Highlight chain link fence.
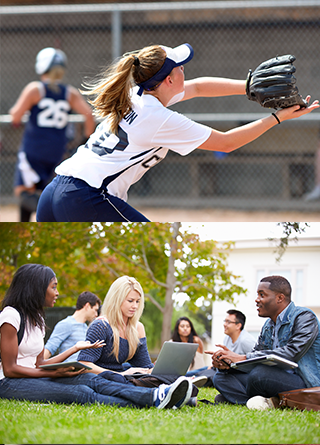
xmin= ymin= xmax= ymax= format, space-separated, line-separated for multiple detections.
xmin=1 ymin=1 xmax=320 ymax=212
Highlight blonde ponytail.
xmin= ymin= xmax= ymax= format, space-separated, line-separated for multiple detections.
xmin=81 ymin=45 xmax=166 ymax=135
xmin=81 ymin=55 xmax=136 ymax=134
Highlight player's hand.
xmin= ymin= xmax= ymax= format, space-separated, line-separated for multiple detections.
xmin=75 ymin=340 xmax=105 ymax=351
xmin=276 ymin=96 xmax=319 ymax=123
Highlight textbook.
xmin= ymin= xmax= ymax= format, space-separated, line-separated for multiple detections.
xmin=230 ymin=354 xmax=298 ymax=372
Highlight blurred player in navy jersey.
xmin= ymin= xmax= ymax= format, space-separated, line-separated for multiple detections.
xmin=10 ymin=47 xmax=95 ymax=221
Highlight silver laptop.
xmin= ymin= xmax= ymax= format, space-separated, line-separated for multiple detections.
xmin=126 ymin=341 xmax=199 ymax=377
xmin=231 ymin=354 xmax=298 ymax=372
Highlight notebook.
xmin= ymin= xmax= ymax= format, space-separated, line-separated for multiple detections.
xmin=230 ymin=354 xmax=298 ymax=372
xmin=39 ymin=361 xmax=92 ymax=371
xmin=125 ymin=341 xmax=199 ymax=377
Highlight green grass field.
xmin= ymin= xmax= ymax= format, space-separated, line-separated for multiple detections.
xmin=1 ymin=388 xmax=320 ymax=444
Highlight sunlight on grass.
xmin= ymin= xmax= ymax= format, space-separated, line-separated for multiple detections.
xmin=1 ymin=389 xmax=320 ymax=444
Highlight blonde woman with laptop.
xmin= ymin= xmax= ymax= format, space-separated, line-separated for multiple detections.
xmin=78 ymin=276 xmax=154 ymax=376
xmin=78 ymin=276 xmax=202 ymax=406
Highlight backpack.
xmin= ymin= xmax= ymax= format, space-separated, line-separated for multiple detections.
xmin=278 ymin=387 xmax=320 ymax=412
xmin=0 ymin=308 xmax=25 ymax=361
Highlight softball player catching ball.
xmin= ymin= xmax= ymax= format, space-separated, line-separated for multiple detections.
xmin=36 ymin=43 xmax=319 ymax=222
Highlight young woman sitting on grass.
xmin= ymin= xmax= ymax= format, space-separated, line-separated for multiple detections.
xmin=78 ymin=276 xmax=201 ymax=404
xmin=78 ymin=276 xmax=154 ymax=375
xmin=0 ymin=264 xmax=191 ymax=409
xmin=171 ymin=317 xmax=206 ymax=372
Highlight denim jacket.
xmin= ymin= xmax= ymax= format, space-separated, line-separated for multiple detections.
xmin=247 ymin=302 xmax=320 ymax=388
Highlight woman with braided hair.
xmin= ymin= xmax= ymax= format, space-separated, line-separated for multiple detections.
xmin=37 ymin=43 xmax=319 ymax=222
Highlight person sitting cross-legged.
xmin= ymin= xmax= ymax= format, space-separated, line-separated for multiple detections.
xmin=207 ymin=275 xmax=320 ymax=410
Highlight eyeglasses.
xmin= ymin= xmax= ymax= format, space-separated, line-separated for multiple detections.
xmin=223 ymin=319 xmax=239 ymax=325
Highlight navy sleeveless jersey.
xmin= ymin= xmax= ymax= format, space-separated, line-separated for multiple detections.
xmin=21 ymin=82 xmax=71 ymax=165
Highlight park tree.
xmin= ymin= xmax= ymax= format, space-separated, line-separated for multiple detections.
xmin=0 ymin=222 xmax=246 ymax=344
xmin=92 ymin=222 xmax=246 ymax=343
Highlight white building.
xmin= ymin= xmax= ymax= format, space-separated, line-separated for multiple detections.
xmin=211 ymin=236 xmax=320 ymax=347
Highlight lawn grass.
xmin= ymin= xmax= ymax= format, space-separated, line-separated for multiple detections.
xmin=1 ymin=388 xmax=320 ymax=444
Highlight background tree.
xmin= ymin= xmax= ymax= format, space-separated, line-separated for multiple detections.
xmin=86 ymin=222 xmax=247 ymax=344
xmin=0 ymin=223 xmax=116 ymax=304
xmin=0 ymin=222 xmax=247 ymax=346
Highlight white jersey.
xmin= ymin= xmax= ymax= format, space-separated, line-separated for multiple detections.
xmin=55 ymin=87 xmax=211 ymax=201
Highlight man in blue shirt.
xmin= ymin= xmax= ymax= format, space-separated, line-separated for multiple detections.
xmin=44 ymin=291 xmax=101 ymax=362
xmin=209 ymin=275 xmax=320 ymax=410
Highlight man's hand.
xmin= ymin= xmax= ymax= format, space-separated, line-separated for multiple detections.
xmin=205 ymin=344 xmax=246 ymax=369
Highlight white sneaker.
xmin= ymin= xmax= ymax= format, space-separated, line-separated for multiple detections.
xmin=190 ymin=375 xmax=208 ymax=388
xmin=246 ymin=395 xmax=279 ymax=410
xmin=304 ymin=184 xmax=320 ymax=201
xmin=153 ymin=376 xmax=191 ymax=409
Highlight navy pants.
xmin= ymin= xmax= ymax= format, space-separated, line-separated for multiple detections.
xmin=213 ymin=365 xmax=306 ymax=405
xmin=36 ymin=175 xmax=150 ymax=222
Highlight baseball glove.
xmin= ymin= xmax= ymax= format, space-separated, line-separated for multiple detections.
xmin=246 ymin=54 xmax=307 ymax=109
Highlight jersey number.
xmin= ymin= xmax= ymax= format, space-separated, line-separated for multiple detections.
xmin=37 ymin=98 xmax=70 ymax=129
xmin=90 ymin=127 xmax=129 ymax=156
xmin=90 ymin=127 xmax=163 ymax=169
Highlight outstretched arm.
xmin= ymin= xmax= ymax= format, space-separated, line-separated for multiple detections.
xmin=38 ymin=340 xmax=105 ymax=366
xmin=0 ymin=323 xmax=94 ymax=379
xmin=198 ymin=97 xmax=319 ymax=153
xmin=183 ymin=77 xmax=246 ymax=101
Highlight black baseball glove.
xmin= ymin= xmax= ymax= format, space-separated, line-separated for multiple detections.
xmin=246 ymin=55 xmax=307 ymax=109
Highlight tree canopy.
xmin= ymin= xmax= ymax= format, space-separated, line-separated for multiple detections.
xmin=0 ymin=222 xmax=247 ymax=343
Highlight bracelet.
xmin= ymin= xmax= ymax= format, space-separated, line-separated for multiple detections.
xmin=272 ymin=113 xmax=281 ymax=125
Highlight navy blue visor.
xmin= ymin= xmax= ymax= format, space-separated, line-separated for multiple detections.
xmin=137 ymin=43 xmax=194 ymax=96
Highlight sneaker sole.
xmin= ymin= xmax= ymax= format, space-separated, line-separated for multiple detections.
xmin=175 ymin=379 xmax=193 ymax=408
xmin=157 ymin=377 xmax=189 ymax=409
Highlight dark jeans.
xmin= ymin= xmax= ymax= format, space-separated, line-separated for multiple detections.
xmin=36 ymin=175 xmax=150 ymax=222
xmin=0 ymin=372 xmax=154 ymax=408
xmin=213 ymin=365 xmax=306 ymax=405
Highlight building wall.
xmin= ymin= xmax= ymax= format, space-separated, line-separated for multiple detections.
xmin=211 ymin=237 xmax=320 ymax=348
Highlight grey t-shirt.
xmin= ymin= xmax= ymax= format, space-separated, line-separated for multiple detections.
xmin=224 ymin=330 xmax=256 ymax=354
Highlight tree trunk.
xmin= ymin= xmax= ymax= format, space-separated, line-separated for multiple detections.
xmin=160 ymin=222 xmax=181 ymax=344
